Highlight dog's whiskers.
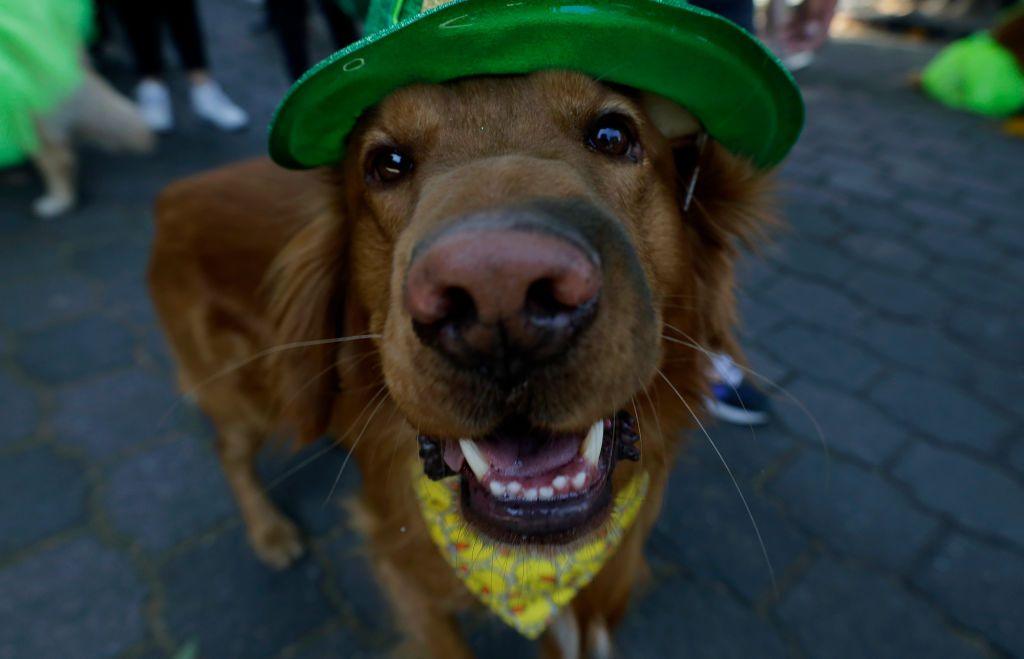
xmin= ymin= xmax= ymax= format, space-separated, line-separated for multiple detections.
xmin=156 ymin=333 xmax=382 ymax=432
xmin=656 ymin=368 xmax=777 ymax=595
xmin=279 ymin=347 xmax=379 ymax=411
xmin=385 ymin=426 xmax=415 ymax=487
xmin=369 ymin=400 xmax=402 ymax=478
xmin=630 ymin=397 xmax=646 ymax=471
xmin=267 ymin=441 xmax=339 ymax=491
xmin=193 ymin=333 xmax=381 ymax=393
xmin=660 ymin=323 xmax=829 ymax=460
xmin=323 ymin=384 xmax=391 ymax=506
xmin=272 ymin=379 xmax=387 ymax=492
xmin=660 ymin=325 xmax=759 ymax=449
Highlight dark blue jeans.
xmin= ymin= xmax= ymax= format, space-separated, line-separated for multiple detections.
xmin=690 ymin=0 xmax=755 ymax=32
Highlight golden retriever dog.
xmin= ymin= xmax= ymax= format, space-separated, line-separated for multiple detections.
xmin=149 ymin=71 xmax=772 ymax=657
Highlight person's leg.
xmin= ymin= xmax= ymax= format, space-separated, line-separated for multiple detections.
xmin=267 ymin=0 xmax=313 ymax=81
xmin=113 ymin=1 xmax=174 ymax=131
xmin=162 ymin=0 xmax=210 ymax=78
xmin=316 ymin=0 xmax=360 ymax=49
xmin=689 ymin=0 xmax=754 ymax=32
xmin=161 ymin=0 xmax=250 ymax=130
xmin=113 ymin=1 xmax=166 ymax=78
xmin=89 ymin=0 xmax=113 ymax=61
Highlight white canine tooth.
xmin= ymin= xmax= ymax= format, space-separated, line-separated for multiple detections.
xmin=553 ymin=475 xmax=568 ymax=490
xmin=507 ymin=481 xmax=522 ymax=495
xmin=581 ymin=420 xmax=604 ymax=467
xmin=525 ymin=488 xmax=538 ymax=501
xmin=489 ymin=480 xmax=506 ymax=497
xmin=459 ymin=439 xmax=490 ymax=481
xmin=539 ymin=486 xmax=554 ymax=500
xmin=572 ymin=471 xmax=587 ymax=489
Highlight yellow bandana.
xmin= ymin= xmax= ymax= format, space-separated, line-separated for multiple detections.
xmin=414 ymin=471 xmax=649 ymax=638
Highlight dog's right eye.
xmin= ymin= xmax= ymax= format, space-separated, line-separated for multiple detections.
xmin=367 ymin=147 xmax=414 ymax=184
xmin=585 ymin=113 xmax=640 ymax=162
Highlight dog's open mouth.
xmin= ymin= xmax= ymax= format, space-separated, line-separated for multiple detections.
xmin=417 ymin=412 xmax=640 ymax=543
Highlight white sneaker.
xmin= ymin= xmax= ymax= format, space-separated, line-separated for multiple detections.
xmin=190 ymin=81 xmax=249 ymax=131
xmin=135 ymin=80 xmax=174 ymax=133
xmin=782 ymin=50 xmax=815 ymax=72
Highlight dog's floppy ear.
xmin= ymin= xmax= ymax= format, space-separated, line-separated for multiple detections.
xmin=639 ymin=93 xmax=774 ymax=244
xmin=641 ymin=93 xmax=777 ymax=352
xmin=640 ymin=92 xmax=702 ymax=142
xmin=265 ymin=210 xmax=347 ymax=443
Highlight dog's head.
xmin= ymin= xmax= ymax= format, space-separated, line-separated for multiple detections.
xmin=270 ymin=70 xmax=771 ymax=543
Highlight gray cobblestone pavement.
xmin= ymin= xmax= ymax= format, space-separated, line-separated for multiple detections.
xmin=1 ymin=1 xmax=1022 ymax=656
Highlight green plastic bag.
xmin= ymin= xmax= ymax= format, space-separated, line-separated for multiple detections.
xmin=921 ymin=32 xmax=1024 ymax=117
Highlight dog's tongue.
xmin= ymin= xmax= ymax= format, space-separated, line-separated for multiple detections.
xmin=442 ymin=427 xmax=581 ymax=478
xmin=478 ymin=429 xmax=581 ymax=478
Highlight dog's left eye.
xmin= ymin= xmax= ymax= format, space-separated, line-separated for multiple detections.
xmin=586 ymin=114 xmax=638 ymax=161
xmin=367 ymin=147 xmax=414 ymax=184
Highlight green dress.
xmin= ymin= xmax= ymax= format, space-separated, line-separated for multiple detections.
xmin=0 ymin=0 xmax=93 ymax=167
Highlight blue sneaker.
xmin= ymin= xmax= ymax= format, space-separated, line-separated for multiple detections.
xmin=705 ymin=353 xmax=770 ymax=426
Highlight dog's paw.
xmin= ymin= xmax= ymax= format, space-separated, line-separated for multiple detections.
xmin=32 ymin=193 xmax=75 ymax=219
xmin=249 ymin=513 xmax=305 ymax=569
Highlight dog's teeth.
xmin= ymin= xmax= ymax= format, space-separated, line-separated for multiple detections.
xmin=507 ymin=481 xmax=522 ymax=495
xmin=539 ymin=486 xmax=554 ymax=500
xmin=553 ymin=475 xmax=568 ymax=490
xmin=524 ymin=488 xmax=538 ymax=501
xmin=459 ymin=439 xmax=489 ymax=481
xmin=572 ymin=471 xmax=587 ymax=489
xmin=489 ymin=480 xmax=506 ymax=497
xmin=581 ymin=420 xmax=604 ymax=467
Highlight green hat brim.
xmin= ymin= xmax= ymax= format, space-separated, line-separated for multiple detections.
xmin=269 ymin=0 xmax=804 ymax=169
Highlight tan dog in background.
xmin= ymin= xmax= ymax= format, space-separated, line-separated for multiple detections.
xmin=149 ymin=71 xmax=773 ymax=657
xmin=30 ymin=66 xmax=154 ymax=217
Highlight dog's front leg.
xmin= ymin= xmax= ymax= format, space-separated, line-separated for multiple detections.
xmin=216 ymin=426 xmax=305 ymax=569
xmin=540 ymin=609 xmax=614 ymax=659
xmin=373 ymin=557 xmax=473 ymax=659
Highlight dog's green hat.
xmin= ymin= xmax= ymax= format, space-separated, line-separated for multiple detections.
xmin=269 ymin=0 xmax=804 ymax=170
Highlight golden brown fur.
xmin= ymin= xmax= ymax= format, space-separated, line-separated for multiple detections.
xmin=149 ymin=71 xmax=773 ymax=657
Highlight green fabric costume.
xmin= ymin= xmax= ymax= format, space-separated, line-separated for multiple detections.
xmin=922 ymin=32 xmax=1024 ymax=117
xmin=0 ymin=0 xmax=93 ymax=167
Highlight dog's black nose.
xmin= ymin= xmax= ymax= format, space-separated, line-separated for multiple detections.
xmin=405 ymin=225 xmax=600 ymax=382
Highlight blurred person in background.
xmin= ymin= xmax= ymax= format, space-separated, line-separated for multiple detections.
xmin=113 ymin=0 xmax=249 ymax=132
xmin=690 ymin=0 xmax=837 ymax=424
xmin=683 ymin=0 xmax=784 ymax=425
xmin=763 ymin=0 xmax=839 ymax=70
xmin=266 ymin=0 xmax=361 ymax=82
xmin=694 ymin=0 xmax=838 ymax=72
xmin=1 ymin=0 xmax=152 ymax=217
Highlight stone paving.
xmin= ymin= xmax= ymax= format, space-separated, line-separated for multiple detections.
xmin=1 ymin=1 xmax=1023 ymax=657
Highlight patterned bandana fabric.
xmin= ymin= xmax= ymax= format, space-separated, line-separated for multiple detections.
xmin=413 ymin=469 xmax=650 ymax=638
